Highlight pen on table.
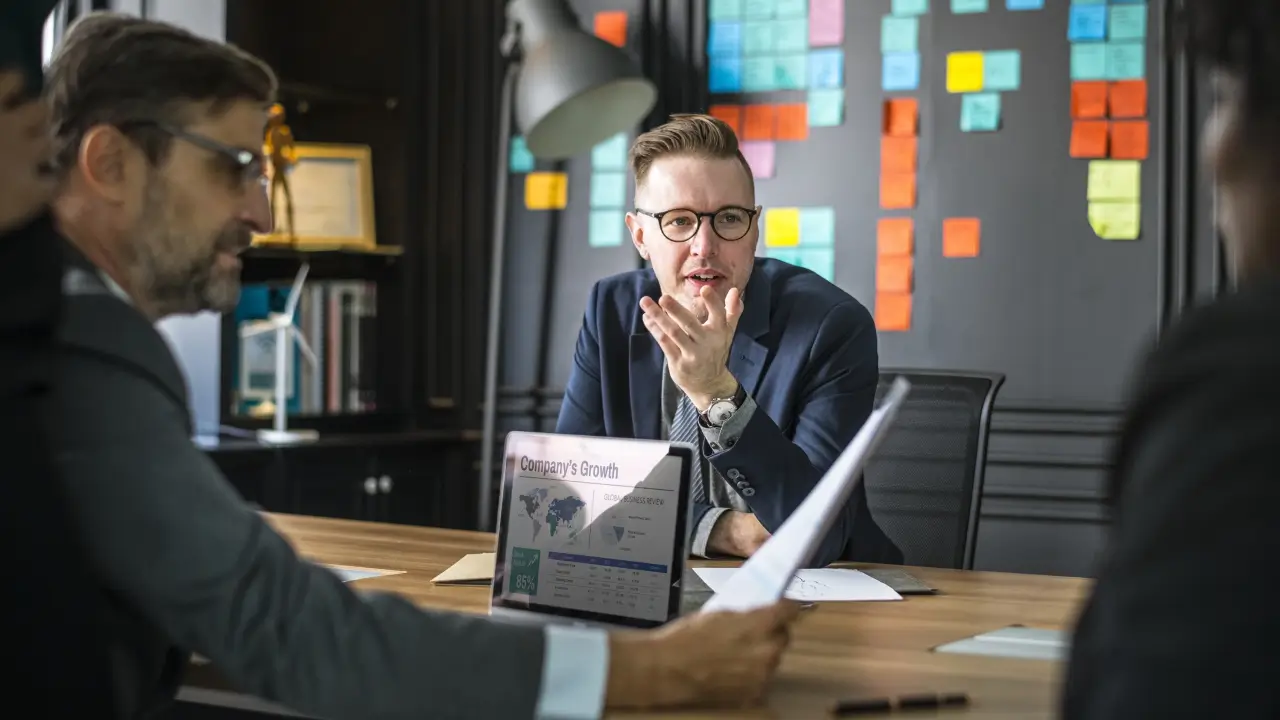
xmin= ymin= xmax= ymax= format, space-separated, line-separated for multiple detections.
xmin=830 ymin=692 xmax=969 ymax=716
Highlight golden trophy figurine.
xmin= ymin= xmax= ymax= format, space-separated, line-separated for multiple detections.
xmin=264 ymin=103 xmax=298 ymax=244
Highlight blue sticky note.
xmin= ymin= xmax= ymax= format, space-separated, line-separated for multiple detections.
xmin=892 ymin=0 xmax=929 ymax=16
xmin=881 ymin=16 xmax=918 ymax=53
xmin=882 ymin=52 xmax=920 ymax=91
xmin=707 ymin=21 xmax=743 ymax=56
xmin=589 ymin=211 xmax=625 ymax=248
xmin=1107 ymin=41 xmax=1145 ymax=79
xmin=1068 ymin=5 xmax=1107 ymax=41
xmin=508 ymin=136 xmax=534 ymax=173
xmin=1070 ymin=42 xmax=1107 ymax=80
xmin=590 ymin=172 xmax=627 ymax=208
xmin=775 ymin=18 xmax=808 ymax=52
xmin=960 ymin=92 xmax=1001 ymax=132
xmin=775 ymin=0 xmax=807 ymax=17
xmin=796 ymin=248 xmax=836 ymax=281
xmin=1072 ymin=0 xmax=1105 ymax=3
xmin=742 ymin=20 xmax=775 ymax=54
xmin=1109 ymin=4 xmax=1147 ymax=40
xmin=709 ymin=56 xmax=743 ymax=92
xmin=775 ymin=53 xmax=808 ymax=89
xmin=983 ymin=50 xmax=1020 ymax=91
xmin=808 ymin=49 xmax=844 ymax=89
xmin=799 ymin=207 xmax=835 ymax=247
xmin=592 ymin=133 xmax=629 ymax=170
xmin=807 ymin=89 xmax=844 ymax=127
xmin=743 ymin=56 xmax=779 ymax=91
xmin=951 ymin=0 xmax=988 ymax=13
xmin=744 ymin=0 xmax=775 ymax=20
xmin=709 ymin=0 xmax=744 ymax=20
xmin=1006 ymin=0 xmax=1043 ymax=9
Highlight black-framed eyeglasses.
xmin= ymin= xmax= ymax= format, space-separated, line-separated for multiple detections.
xmin=120 ymin=120 xmax=266 ymax=189
xmin=634 ymin=205 xmax=760 ymax=242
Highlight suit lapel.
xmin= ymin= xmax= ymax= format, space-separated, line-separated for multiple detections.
xmin=728 ymin=264 xmax=772 ymax=396
xmin=629 ymin=277 xmax=664 ymax=439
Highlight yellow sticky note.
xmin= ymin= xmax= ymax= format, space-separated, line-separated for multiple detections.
xmin=1087 ymin=160 xmax=1141 ymax=201
xmin=764 ymin=207 xmax=801 ymax=247
xmin=525 ymin=172 xmax=568 ymax=210
xmin=946 ymin=52 xmax=984 ymax=93
xmin=1088 ymin=201 xmax=1140 ymax=240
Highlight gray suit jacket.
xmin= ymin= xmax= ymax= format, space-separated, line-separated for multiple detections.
xmin=45 ymin=244 xmax=548 ymax=719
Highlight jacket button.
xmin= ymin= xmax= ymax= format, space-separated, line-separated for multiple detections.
xmin=742 ymin=487 xmax=756 ymax=497
xmin=727 ymin=468 xmax=742 ymax=480
xmin=736 ymin=480 xmax=749 ymax=490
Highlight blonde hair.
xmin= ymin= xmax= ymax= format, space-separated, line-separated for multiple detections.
xmin=628 ymin=113 xmax=754 ymax=194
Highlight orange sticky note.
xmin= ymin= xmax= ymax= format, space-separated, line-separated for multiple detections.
xmin=594 ymin=11 xmax=628 ymax=47
xmin=1071 ymin=81 xmax=1109 ymax=119
xmin=943 ymin=217 xmax=980 ymax=258
xmin=1070 ymin=120 xmax=1109 ymax=158
xmin=708 ymin=104 xmax=742 ymax=137
xmin=742 ymin=104 xmax=776 ymax=141
xmin=775 ymin=104 xmax=808 ymax=141
xmin=874 ymin=293 xmax=912 ymax=332
xmin=884 ymin=98 xmax=919 ymax=137
xmin=880 ymin=173 xmax=916 ymax=210
xmin=876 ymin=256 xmax=914 ymax=293
xmin=877 ymin=218 xmax=914 ymax=256
xmin=1109 ymin=80 xmax=1147 ymax=119
xmin=1110 ymin=120 xmax=1149 ymax=159
xmin=880 ymin=136 xmax=918 ymax=174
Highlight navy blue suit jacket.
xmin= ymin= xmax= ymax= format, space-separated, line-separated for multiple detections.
xmin=556 ymin=257 xmax=902 ymax=568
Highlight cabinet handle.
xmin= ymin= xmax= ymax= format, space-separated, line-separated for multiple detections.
xmin=363 ymin=477 xmax=378 ymax=495
xmin=379 ymin=475 xmax=393 ymax=493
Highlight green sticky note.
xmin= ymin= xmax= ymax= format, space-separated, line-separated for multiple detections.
xmin=952 ymin=0 xmax=988 ymax=13
xmin=775 ymin=0 xmax=807 ymax=17
xmin=774 ymin=53 xmax=808 ymax=89
xmin=796 ymin=248 xmax=836 ymax=281
xmin=892 ymin=0 xmax=929 ymax=16
xmin=590 ymin=172 xmax=627 ymax=208
xmin=799 ymin=207 xmax=835 ymax=247
xmin=881 ymin=15 xmax=918 ymax=53
xmin=1088 ymin=201 xmax=1140 ymax=240
xmin=807 ymin=88 xmax=845 ymax=127
xmin=775 ymin=18 xmax=808 ymax=52
xmin=709 ymin=0 xmax=745 ymax=20
xmin=960 ymin=92 xmax=1001 ymax=132
xmin=589 ymin=210 xmax=626 ymax=248
xmin=1108 ymin=4 xmax=1146 ymax=40
xmin=509 ymin=136 xmax=534 ymax=173
xmin=983 ymin=50 xmax=1020 ymax=90
xmin=743 ymin=56 xmax=778 ymax=91
xmin=744 ymin=0 xmax=775 ymax=20
xmin=1070 ymin=42 xmax=1107 ymax=80
xmin=1087 ymin=160 xmax=1141 ymax=201
xmin=742 ymin=20 xmax=775 ymax=54
xmin=591 ymin=132 xmax=629 ymax=170
xmin=1106 ymin=41 xmax=1145 ymax=79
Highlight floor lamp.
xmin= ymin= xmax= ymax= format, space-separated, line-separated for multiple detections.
xmin=479 ymin=0 xmax=657 ymax=530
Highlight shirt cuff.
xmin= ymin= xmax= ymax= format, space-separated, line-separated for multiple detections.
xmin=535 ymin=624 xmax=609 ymax=720
xmin=700 ymin=395 xmax=757 ymax=452
xmin=691 ymin=506 xmax=731 ymax=558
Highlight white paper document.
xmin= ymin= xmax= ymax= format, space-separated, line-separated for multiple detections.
xmin=693 ymin=567 xmax=902 ymax=602
xmin=699 ymin=378 xmax=911 ymax=613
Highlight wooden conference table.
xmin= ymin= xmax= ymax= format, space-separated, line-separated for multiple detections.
xmin=182 ymin=514 xmax=1091 ymax=719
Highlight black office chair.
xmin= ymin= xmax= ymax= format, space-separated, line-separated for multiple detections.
xmin=861 ymin=369 xmax=1005 ymax=570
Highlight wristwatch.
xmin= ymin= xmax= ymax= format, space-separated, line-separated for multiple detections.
xmin=700 ymin=382 xmax=747 ymax=428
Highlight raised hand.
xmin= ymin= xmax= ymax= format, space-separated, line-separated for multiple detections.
xmin=640 ymin=284 xmax=745 ymax=410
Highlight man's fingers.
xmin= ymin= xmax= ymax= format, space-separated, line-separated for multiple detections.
xmin=701 ymin=285 xmax=728 ymax=327
xmin=642 ymin=320 xmax=681 ymax=359
xmin=642 ymin=311 xmax=694 ymax=354
xmin=658 ymin=295 xmax=704 ymax=337
xmin=724 ymin=287 xmax=744 ymax=329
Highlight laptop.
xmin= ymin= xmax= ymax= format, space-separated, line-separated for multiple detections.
xmin=488 ymin=432 xmax=695 ymax=630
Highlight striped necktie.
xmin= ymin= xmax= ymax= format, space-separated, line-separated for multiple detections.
xmin=669 ymin=393 xmax=705 ymax=503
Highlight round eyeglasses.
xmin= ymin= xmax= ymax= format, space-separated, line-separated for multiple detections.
xmin=634 ymin=205 xmax=759 ymax=242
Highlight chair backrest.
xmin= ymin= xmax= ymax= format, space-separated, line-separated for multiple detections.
xmin=862 ymin=369 xmax=1004 ymax=570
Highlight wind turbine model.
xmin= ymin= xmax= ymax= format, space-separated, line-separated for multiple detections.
xmin=239 ymin=262 xmax=320 ymax=444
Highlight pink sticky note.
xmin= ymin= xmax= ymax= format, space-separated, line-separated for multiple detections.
xmin=809 ymin=0 xmax=844 ymax=47
xmin=740 ymin=141 xmax=776 ymax=179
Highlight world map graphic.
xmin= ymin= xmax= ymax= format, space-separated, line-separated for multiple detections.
xmin=516 ymin=487 xmax=586 ymax=542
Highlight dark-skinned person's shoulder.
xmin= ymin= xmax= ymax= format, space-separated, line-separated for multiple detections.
xmin=1062 ymin=275 xmax=1280 ymax=719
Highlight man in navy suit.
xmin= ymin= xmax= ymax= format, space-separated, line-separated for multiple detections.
xmin=557 ymin=114 xmax=901 ymax=568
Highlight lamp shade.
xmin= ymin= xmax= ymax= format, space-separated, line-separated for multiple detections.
xmin=509 ymin=0 xmax=657 ymax=159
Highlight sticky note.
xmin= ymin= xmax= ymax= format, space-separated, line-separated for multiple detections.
xmin=983 ymin=50 xmax=1021 ymax=91
xmin=1070 ymin=120 xmax=1109 ymax=158
xmin=882 ymin=52 xmax=921 ymax=91
xmin=509 ymin=136 xmax=534 ymax=173
xmin=708 ymin=21 xmax=743 ymax=56
xmin=882 ymin=16 xmax=918 ymax=53
xmin=594 ymin=11 xmax=628 ymax=48
xmin=1007 ymin=0 xmax=1044 ymax=9
xmin=525 ymin=172 xmax=568 ymax=210
xmin=775 ymin=0 xmax=807 ymax=18
xmin=877 ymin=256 xmax=914 ymax=293
xmin=809 ymin=49 xmax=844 ymax=88
xmin=796 ymin=249 xmax=835 ymax=282
xmin=877 ymin=218 xmax=914 ymax=256
xmin=946 ymin=52 xmax=984 ymax=93
xmin=776 ymin=104 xmax=808 ymax=141
xmin=592 ymin=132 xmax=629 ymax=170
xmin=742 ymin=20 xmax=775 ymax=54
xmin=799 ymin=207 xmax=835 ymax=247
xmin=709 ymin=0 xmax=744 ymax=20
xmin=743 ymin=57 xmax=779 ymax=92
xmin=744 ymin=0 xmax=775 ymax=19
xmin=743 ymin=104 xmax=776 ymax=140
xmin=709 ymin=104 xmax=743 ymax=137
xmin=1071 ymin=43 xmax=1108 ymax=80
xmin=1088 ymin=201 xmax=1140 ymax=240
xmin=741 ymin=141 xmax=776 ymax=178
xmin=881 ymin=136 xmax=918 ymax=174
xmin=951 ymin=0 xmax=988 ymax=13
xmin=776 ymin=18 xmax=809 ymax=52
xmin=893 ymin=0 xmax=929 ymax=15
xmin=1107 ymin=42 xmax=1145 ymax=80
xmin=764 ymin=207 xmax=801 ymax=247
xmin=1087 ymin=160 xmax=1141 ymax=201
xmin=808 ymin=89 xmax=845 ymax=127
xmin=709 ymin=56 xmax=743 ymax=92
xmin=875 ymin=293 xmax=912 ymax=332
xmin=1110 ymin=120 xmax=1149 ymax=159
xmin=1109 ymin=79 xmax=1147 ymax=118
xmin=809 ymin=0 xmax=844 ymax=46
xmin=1068 ymin=5 xmax=1107 ymax=42
xmin=774 ymin=53 xmax=808 ymax=90
xmin=960 ymin=92 xmax=1001 ymax=132
xmin=1071 ymin=81 xmax=1109 ymax=118
xmin=884 ymin=98 xmax=919 ymax=136
xmin=590 ymin=171 xmax=628 ymax=208
xmin=942 ymin=217 xmax=980 ymax=257
xmin=880 ymin=173 xmax=917 ymax=210
xmin=589 ymin=210 xmax=625 ymax=247
xmin=1109 ymin=4 xmax=1147 ymax=40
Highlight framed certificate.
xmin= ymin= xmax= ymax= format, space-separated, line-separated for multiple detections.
xmin=253 ymin=142 xmax=378 ymax=250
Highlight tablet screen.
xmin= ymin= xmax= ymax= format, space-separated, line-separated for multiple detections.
xmin=491 ymin=433 xmax=692 ymax=628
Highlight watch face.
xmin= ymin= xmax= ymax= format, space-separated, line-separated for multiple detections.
xmin=707 ymin=400 xmax=736 ymax=426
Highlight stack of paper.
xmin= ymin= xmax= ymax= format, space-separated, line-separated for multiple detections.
xmin=693 ymin=567 xmax=901 ymax=602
